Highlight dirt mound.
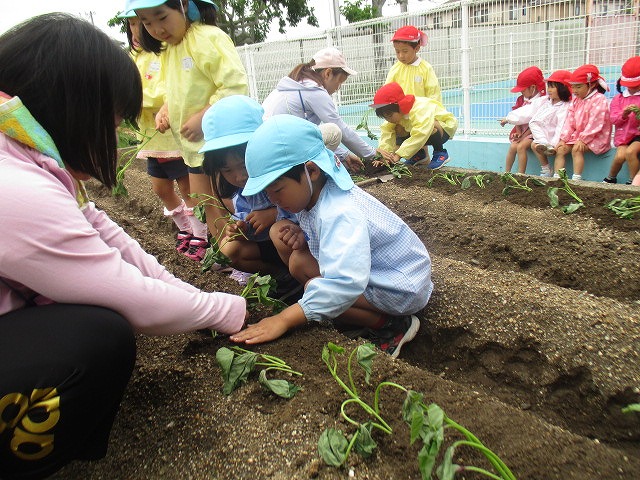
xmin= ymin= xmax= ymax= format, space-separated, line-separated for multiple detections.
xmin=52 ymin=163 xmax=640 ymax=480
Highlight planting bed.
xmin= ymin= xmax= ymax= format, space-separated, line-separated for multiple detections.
xmin=53 ymin=162 xmax=640 ymax=479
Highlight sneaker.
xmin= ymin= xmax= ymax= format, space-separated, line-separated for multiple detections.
xmin=427 ymin=151 xmax=449 ymax=170
xmin=185 ymin=237 xmax=209 ymax=262
xmin=540 ymin=168 xmax=552 ymax=178
xmin=603 ymin=176 xmax=617 ymax=184
xmin=626 ymin=180 xmax=633 ymax=185
xmin=572 ymin=174 xmax=583 ymax=181
xmin=402 ymin=148 xmax=429 ymax=166
xmin=175 ymin=231 xmax=193 ymax=253
xmin=272 ymin=271 xmax=303 ymax=303
xmin=371 ymin=315 xmax=420 ymax=359
xmin=229 ymin=269 xmax=253 ymax=286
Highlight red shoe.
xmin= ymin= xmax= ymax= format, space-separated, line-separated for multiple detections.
xmin=175 ymin=231 xmax=193 ymax=253
xmin=185 ymin=237 xmax=209 ymax=262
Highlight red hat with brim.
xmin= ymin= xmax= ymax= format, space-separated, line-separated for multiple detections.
xmin=620 ymin=56 xmax=640 ymax=88
xmin=568 ymin=64 xmax=609 ymax=91
xmin=391 ymin=25 xmax=428 ymax=47
xmin=369 ymin=82 xmax=415 ymax=114
xmin=544 ymin=70 xmax=573 ymax=90
xmin=511 ymin=66 xmax=545 ymax=93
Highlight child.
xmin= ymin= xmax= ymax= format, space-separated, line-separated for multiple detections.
xmin=385 ymin=25 xmax=442 ymax=102
xmin=127 ymin=0 xmax=249 ymax=261
xmin=199 ymin=95 xmax=297 ymax=286
xmin=499 ymin=66 xmax=546 ymax=174
xmin=555 ymin=64 xmax=612 ymax=180
xmin=604 ymin=56 xmax=640 ymax=184
xmin=230 ymin=115 xmax=433 ymax=358
xmin=529 ymin=70 xmax=573 ymax=177
xmin=125 ymin=14 xmax=207 ymax=260
xmin=371 ymin=82 xmax=457 ymax=169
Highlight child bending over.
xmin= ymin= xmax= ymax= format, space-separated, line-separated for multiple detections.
xmin=604 ymin=56 xmax=640 ymax=184
xmin=372 ymin=82 xmax=457 ymax=169
xmin=230 ymin=115 xmax=433 ymax=358
xmin=500 ymin=66 xmax=545 ymax=174
xmin=555 ymin=64 xmax=612 ymax=180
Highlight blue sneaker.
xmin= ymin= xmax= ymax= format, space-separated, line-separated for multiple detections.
xmin=401 ymin=147 xmax=428 ymax=166
xmin=428 ymin=151 xmax=449 ymax=170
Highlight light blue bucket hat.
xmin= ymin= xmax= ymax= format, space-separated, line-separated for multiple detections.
xmin=120 ymin=0 xmax=217 ymax=18
xmin=243 ymin=115 xmax=354 ymax=196
xmin=199 ymin=95 xmax=263 ymax=152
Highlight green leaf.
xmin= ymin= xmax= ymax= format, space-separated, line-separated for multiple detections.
xmin=327 ymin=342 xmax=345 ymax=354
xmin=356 ymin=343 xmax=376 ymax=384
xmin=221 ymin=351 xmax=257 ymax=395
xmin=530 ymin=178 xmax=546 ymax=186
xmin=318 ymin=428 xmax=349 ymax=467
xmin=622 ymin=403 xmax=640 ymax=413
xmin=402 ymin=390 xmax=426 ymax=444
xmin=547 ymin=187 xmax=560 ymax=208
xmin=501 ymin=186 xmax=512 ymax=196
xmin=353 ymin=423 xmax=377 ymax=458
xmin=417 ymin=440 xmax=439 ymax=479
xmin=193 ymin=204 xmax=206 ymax=223
xmin=258 ymin=370 xmax=301 ymax=399
xmin=561 ymin=202 xmax=583 ymax=214
xmin=215 ymin=347 xmax=235 ymax=383
xmin=435 ymin=445 xmax=458 ymax=480
xmin=461 ymin=176 xmax=471 ymax=190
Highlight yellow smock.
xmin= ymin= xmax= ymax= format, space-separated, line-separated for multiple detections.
xmin=132 ymin=50 xmax=181 ymax=158
xmin=161 ymin=24 xmax=248 ymax=167
xmin=385 ymin=58 xmax=442 ymax=103
xmin=379 ymin=97 xmax=458 ymax=160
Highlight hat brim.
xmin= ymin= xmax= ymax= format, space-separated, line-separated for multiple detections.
xmin=620 ymin=78 xmax=640 ymax=88
xmin=242 ymin=147 xmax=353 ymax=196
xmin=510 ymin=85 xmax=526 ymax=93
xmin=117 ymin=9 xmax=136 ymax=18
xmin=368 ymin=102 xmax=393 ymax=109
xmin=199 ymin=131 xmax=253 ymax=153
xmin=343 ymin=66 xmax=358 ymax=76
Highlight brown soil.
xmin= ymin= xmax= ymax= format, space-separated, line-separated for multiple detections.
xmin=52 ymin=162 xmax=640 ymax=480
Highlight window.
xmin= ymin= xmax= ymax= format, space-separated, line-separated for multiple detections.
xmin=509 ymin=3 xmax=518 ymax=20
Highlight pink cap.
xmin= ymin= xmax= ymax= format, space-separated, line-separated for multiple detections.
xmin=312 ymin=47 xmax=357 ymax=76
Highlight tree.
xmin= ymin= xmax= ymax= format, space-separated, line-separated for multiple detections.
xmin=107 ymin=0 xmax=319 ymax=46
xmin=339 ymin=0 xmax=387 ymax=23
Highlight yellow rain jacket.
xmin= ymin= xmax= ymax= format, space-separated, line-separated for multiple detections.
xmin=385 ymin=58 xmax=442 ymax=103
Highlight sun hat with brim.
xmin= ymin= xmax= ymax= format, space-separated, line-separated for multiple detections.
xmin=511 ymin=66 xmax=545 ymax=93
xmin=391 ymin=25 xmax=428 ymax=47
xmin=544 ymin=70 xmax=572 ymax=89
xmin=242 ymin=115 xmax=354 ymax=196
xmin=199 ymin=95 xmax=263 ymax=153
xmin=368 ymin=82 xmax=415 ymax=114
xmin=568 ymin=64 xmax=609 ymax=91
xmin=312 ymin=47 xmax=357 ymax=76
xmin=121 ymin=0 xmax=217 ymax=16
xmin=620 ymin=56 xmax=640 ymax=88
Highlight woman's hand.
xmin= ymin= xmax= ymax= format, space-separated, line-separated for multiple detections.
xmin=343 ymin=153 xmax=364 ymax=173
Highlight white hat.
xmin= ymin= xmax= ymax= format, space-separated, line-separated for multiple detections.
xmin=312 ymin=47 xmax=357 ymax=76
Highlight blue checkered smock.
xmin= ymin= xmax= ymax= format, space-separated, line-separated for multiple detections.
xmin=297 ymin=179 xmax=433 ymax=322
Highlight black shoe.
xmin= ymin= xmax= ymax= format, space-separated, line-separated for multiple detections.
xmin=272 ymin=272 xmax=303 ymax=303
xmin=341 ymin=315 xmax=420 ymax=359
xmin=603 ymin=176 xmax=617 ymax=184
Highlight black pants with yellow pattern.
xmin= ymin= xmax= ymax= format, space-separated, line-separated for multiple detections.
xmin=0 ymin=304 xmax=136 ymax=479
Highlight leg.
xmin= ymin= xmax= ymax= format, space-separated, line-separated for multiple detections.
xmin=532 ymin=142 xmax=551 ymax=176
xmin=0 ymin=305 xmax=135 ymax=480
xmin=605 ymin=146 xmax=627 ymax=182
xmin=515 ymin=138 xmax=533 ymax=174
xmin=572 ymin=148 xmax=586 ymax=177
xmin=188 ymin=171 xmax=228 ymax=240
xmin=624 ymin=141 xmax=640 ymax=179
xmin=269 ymin=220 xmax=320 ymax=284
xmin=554 ymin=143 xmax=572 ymax=175
xmin=150 ymin=176 xmax=182 ymax=211
xmin=505 ymin=142 xmax=518 ymax=172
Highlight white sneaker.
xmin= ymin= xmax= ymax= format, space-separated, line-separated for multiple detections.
xmin=540 ymin=169 xmax=552 ymax=178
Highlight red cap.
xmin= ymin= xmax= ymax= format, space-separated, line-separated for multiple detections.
xmin=569 ymin=64 xmax=609 ymax=91
xmin=620 ymin=56 xmax=640 ymax=88
xmin=544 ymin=70 xmax=572 ymax=89
xmin=369 ymin=82 xmax=416 ymax=114
xmin=391 ymin=26 xmax=428 ymax=47
xmin=511 ymin=66 xmax=545 ymax=93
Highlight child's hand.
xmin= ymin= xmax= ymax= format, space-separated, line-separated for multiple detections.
xmin=225 ymin=221 xmax=245 ymax=240
xmin=277 ymin=223 xmax=306 ymax=250
xmin=180 ymin=108 xmax=207 ymax=142
xmin=246 ymin=208 xmax=277 ymax=235
xmin=230 ymin=304 xmax=307 ymax=344
xmin=155 ymin=104 xmax=170 ymax=133
xmin=499 ymin=118 xmax=508 ymax=127
xmin=573 ymin=140 xmax=588 ymax=153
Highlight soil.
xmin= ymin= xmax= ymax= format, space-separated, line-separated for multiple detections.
xmin=52 ymin=162 xmax=640 ymax=480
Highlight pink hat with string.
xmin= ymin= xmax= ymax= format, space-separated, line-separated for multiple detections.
xmin=569 ymin=64 xmax=609 ymax=91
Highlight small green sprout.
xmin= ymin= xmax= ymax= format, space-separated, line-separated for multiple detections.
xmin=427 ymin=172 xmax=465 ymax=187
xmin=112 ymin=121 xmax=157 ymax=197
xmin=500 ymin=172 xmax=545 ymax=195
xmin=547 ymin=168 xmax=584 ymax=214
xmin=356 ymin=108 xmax=378 ymax=140
xmin=461 ymin=173 xmax=492 ymax=189
xmin=606 ymin=196 xmax=640 ymax=219
xmin=240 ymin=273 xmax=288 ymax=313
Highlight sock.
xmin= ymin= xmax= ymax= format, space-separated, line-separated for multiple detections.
xmin=186 ymin=207 xmax=208 ymax=240
xmin=163 ymin=201 xmax=192 ymax=233
xmin=541 ymin=165 xmax=551 ymax=173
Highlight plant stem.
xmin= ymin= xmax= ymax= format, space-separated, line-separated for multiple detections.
xmin=373 ymin=381 xmax=407 ymax=413
xmin=449 ymin=438 xmax=515 ymax=480
xmin=460 ymin=465 xmax=505 ymax=480
xmin=340 ymin=399 xmax=392 ymax=434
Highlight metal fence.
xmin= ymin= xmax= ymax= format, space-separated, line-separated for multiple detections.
xmin=237 ymin=0 xmax=640 ymax=136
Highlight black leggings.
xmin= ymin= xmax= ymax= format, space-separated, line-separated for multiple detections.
xmin=397 ymin=130 xmax=450 ymax=161
xmin=0 ymin=304 xmax=136 ymax=480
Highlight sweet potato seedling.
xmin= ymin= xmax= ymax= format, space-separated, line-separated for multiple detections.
xmin=240 ymin=273 xmax=288 ymax=313
xmin=113 ymin=120 xmax=156 ymax=197
xmin=427 ymin=172 xmax=465 ymax=187
xmin=461 ymin=173 xmax=493 ymax=189
xmin=215 ymin=345 xmax=302 ymax=398
xmin=606 ymin=195 xmax=640 ymax=219
xmin=355 ymin=108 xmax=379 ymax=140
xmin=499 ymin=172 xmax=545 ymax=195
xmin=318 ymin=342 xmax=515 ymax=480
xmin=547 ymin=168 xmax=584 ymax=214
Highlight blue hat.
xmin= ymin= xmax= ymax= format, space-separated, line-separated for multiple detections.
xmin=243 ymin=115 xmax=354 ymax=196
xmin=121 ymin=0 xmax=217 ymax=17
xmin=199 ymin=95 xmax=263 ymax=153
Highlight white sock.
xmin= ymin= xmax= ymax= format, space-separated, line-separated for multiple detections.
xmin=541 ymin=165 xmax=551 ymax=173
xmin=163 ymin=201 xmax=191 ymax=233
xmin=186 ymin=208 xmax=208 ymax=240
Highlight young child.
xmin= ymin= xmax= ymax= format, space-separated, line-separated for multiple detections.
xmin=125 ymin=14 xmax=207 ymax=260
xmin=529 ymin=70 xmax=573 ymax=177
xmin=604 ymin=56 xmax=640 ymax=184
xmin=385 ymin=25 xmax=442 ymax=102
xmin=499 ymin=66 xmax=546 ymax=174
xmin=230 ymin=115 xmax=433 ymax=359
xmin=555 ymin=64 xmax=612 ymax=180
xmin=126 ymin=0 xmax=249 ymax=261
xmin=372 ymin=82 xmax=458 ymax=169
xmin=200 ymin=95 xmax=297 ymax=286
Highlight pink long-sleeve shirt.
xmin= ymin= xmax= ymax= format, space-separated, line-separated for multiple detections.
xmin=0 ymin=133 xmax=246 ymax=335
xmin=609 ymin=91 xmax=640 ymax=147
xmin=560 ymin=90 xmax=612 ymax=154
